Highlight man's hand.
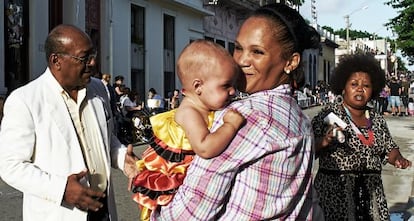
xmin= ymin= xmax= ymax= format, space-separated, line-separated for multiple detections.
xmin=64 ymin=170 xmax=105 ymax=212
xmin=124 ymin=144 xmax=140 ymax=191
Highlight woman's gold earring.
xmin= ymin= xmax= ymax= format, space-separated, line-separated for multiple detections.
xmin=284 ymin=69 xmax=291 ymax=74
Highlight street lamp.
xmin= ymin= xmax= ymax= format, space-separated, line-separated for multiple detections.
xmin=344 ymin=5 xmax=368 ymax=54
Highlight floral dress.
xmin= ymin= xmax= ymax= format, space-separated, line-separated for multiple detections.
xmin=131 ymin=109 xmax=214 ymax=220
xmin=312 ymin=101 xmax=397 ymax=221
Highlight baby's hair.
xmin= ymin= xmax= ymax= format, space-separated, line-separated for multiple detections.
xmin=177 ymin=40 xmax=237 ymax=85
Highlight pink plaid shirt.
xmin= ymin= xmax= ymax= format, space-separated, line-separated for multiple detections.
xmin=152 ymin=85 xmax=314 ymax=220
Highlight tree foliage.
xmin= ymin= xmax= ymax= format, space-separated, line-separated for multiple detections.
xmin=275 ymin=0 xmax=305 ymax=7
xmin=385 ymin=0 xmax=414 ymax=65
xmin=289 ymin=0 xmax=305 ymax=6
xmin=321 ymin=26 xmax=382 ymax=40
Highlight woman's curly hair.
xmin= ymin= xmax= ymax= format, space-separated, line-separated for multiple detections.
xmin=329 ymin=53 xmax=386 ymax=99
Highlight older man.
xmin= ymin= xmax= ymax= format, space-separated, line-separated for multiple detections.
xmin=0 ymin=24 xmax=138 ymax=221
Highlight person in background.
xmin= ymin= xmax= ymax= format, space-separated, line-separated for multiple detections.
xmin=0 ymin=24 xmax=139 ymax=221
xmin=123 ymin=90 xmax=144 ymax=118
xmin=400 ymin=75 xmax=410 ymax=116
xmin=169 ymin=89 xmax=180 ymax=109
xmin=153 ymin=3 xmax=320 ymax=220
xmin=303 ymin=83 xmax=315 ymax=105
xmin=101 ymin=73 xmax=118 ymax=116
xmin=389 ymin=76 xmax=401 ymax=116
xmin=131 ymin=39 xmax=245 ymax=221
xmin=312 ymin=53 xmax=411 ymax=221
xmin=147 ymin=88 xmax=165 ymax=114
xmin=119 ymin=87 xmax=130 ymax=111
xmin=378 ymin=85 xmax=390 ymax=115
xmin=113 ymin=75 xmax=125 ymax=103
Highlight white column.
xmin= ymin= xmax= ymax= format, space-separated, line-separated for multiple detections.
xmin=0 ymin=1 xmax=6 ymax=95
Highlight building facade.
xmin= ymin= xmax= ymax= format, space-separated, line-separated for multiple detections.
xmin=0 ymin=0 xmax=212 ymax=98
xmin=1 ymin=0 xmax=329 ymax=99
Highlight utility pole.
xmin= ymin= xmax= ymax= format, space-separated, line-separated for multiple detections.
xmin=345 ymin=14 xmax=350 ymax=54
xmin=344 ymin=6 xmax=368 ymax=54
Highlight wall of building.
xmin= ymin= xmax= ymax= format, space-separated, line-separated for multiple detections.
xmin=100 ymin=0 xmax=207 ymax=97
xmin=2 ymin=1 xmax=339 ymax=98
xmin=27 ymin=0 xmax=88 ymax=81
xmin=203 ymin=5 xmax=241 ymax=43
xmin=0 ymin=0 xmax=208 ymax=97
xmin=0 ymin=1 xmax=5 ymax=95
xmin=28 ymin=0 xmax=48 ymax=81
xmin=319 ymin=43 xmax=335 ymax=84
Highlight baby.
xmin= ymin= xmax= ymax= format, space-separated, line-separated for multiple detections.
xmin=131 ymin=40 xmax=245 ymax=220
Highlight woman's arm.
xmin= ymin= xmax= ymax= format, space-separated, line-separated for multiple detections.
xmin=115 ymin=86 xmax=123 ymax=95
xmin=387 ymin=148 xmax=412 ymax=169
xmin=314 ymin=135 xmax=331 ymax=152
xmin=125 ymin=105 xmax=142 ymax=112
xmin=312 ymin=109 xmax=339 ymax=153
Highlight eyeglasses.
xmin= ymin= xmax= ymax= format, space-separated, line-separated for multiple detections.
xmin=58 ymin=51 xmax=97 ymax=65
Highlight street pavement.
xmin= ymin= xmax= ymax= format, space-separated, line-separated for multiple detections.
xmin=1 ymin=105 xmax=414 ymax=220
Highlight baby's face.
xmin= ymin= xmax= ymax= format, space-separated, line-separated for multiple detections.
xmin=198 ymin=59 xmax=238 ymax=111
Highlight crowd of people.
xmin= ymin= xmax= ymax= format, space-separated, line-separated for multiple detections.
xmin=0 ymin=3 xmax=413 ymax=221
xmin=297 ymin=74 xmax=414 ymax=116
xmin=373 ymin=74 xmax=413 ymax=117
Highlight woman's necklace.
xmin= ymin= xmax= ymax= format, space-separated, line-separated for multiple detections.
xmin=343 ymin=105 xmax=375 ymax=146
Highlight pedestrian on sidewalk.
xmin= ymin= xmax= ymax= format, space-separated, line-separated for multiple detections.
xmin=389 ymin=76 xmax=402 ymax=116
xmin=312 ymin=53 xmax=412 ymax=221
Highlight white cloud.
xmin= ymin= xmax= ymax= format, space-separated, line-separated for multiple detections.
xmin=316 ymin=0 xmax=343 ymax=14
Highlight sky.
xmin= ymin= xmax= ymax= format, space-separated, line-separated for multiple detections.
xmin=299 ymin=0 xmax=413 ymax=69
xmin=300 ymin=0 xmax=396 ymax=38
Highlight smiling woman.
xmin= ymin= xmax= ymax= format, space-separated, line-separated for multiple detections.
xmin=153 ymin=3 xmax=321 ymax=220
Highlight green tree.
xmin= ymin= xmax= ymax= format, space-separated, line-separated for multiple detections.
xmin=322 ymin=26 xmax=376 ymax=40
xmin=290 ymin=0 xmax=305 ymax=6
xmin=272 ymin=0 xmax=305 ymax=7
xmin=385 ymin=0 xmax=414 ymax=65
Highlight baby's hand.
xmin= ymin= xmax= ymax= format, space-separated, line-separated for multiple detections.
xmin=223 ymin=109 xmax=245 ymax=130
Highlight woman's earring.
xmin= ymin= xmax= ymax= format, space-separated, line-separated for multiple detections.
xmin=336 ymin=95 xmax=343 ymax=104
xmin=284 ymin=69 xmax=291 ymax=74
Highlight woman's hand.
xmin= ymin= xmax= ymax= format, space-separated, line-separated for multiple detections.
xmin=322 ymin=125 xmax=342 ymax=146
xmin=394 ymin=156 xmax=412 ymax=169
xmin=315 ymin=125 xmax=343 ymax=152
xmin=388 ymin=148 xmax=412 ymax=169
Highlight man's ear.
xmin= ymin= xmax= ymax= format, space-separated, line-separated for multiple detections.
xmin=50 ymin=54 xmax=61 ymax=69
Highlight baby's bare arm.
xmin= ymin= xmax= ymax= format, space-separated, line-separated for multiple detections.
xmin=193 ymin=109 xmax=245 ymax=159
xmin=223 ymin=109 xmax=245 ymax=130
xmin=176 ymin=107 xmax=245 ymax=159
